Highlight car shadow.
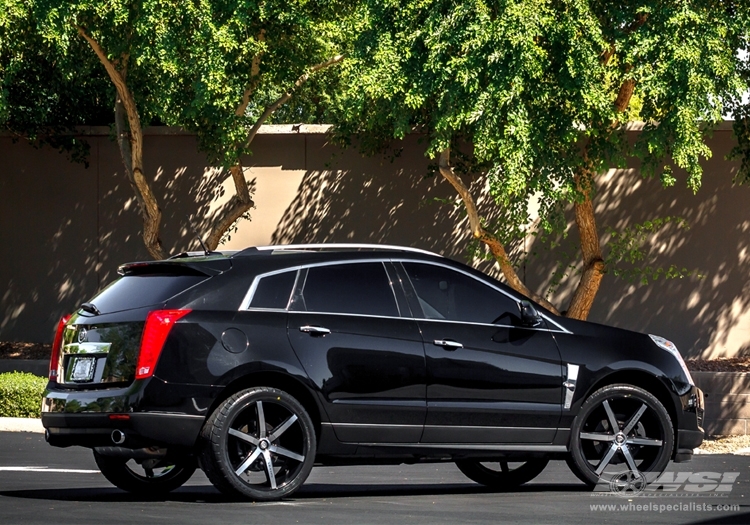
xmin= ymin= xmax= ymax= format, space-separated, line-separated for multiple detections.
xmin=0 ymin=481 xmax=588 ymax=503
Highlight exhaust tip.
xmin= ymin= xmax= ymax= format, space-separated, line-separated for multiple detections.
xmin=111 ymin=429 xmax=126 ymax=445
xmin=44 ymin=429 xmax=50 ymax=443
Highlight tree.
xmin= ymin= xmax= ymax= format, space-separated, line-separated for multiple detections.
xmin=24 ymin=0 xmax=347 ymax=259
xmin=0 ymin=0 xmax=111 ymax=165
xmin=330 ymin=0 xmax=749 ymax=319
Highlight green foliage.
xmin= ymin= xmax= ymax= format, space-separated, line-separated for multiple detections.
xmin=0 ymin=0 xmax=112 ymax=164
xmin=3 ymin=0 xmax=349 ymax=169
xmin=330 ymin=0 xmax=747 ymax=269
xmin=0 ymin=372 xmax=47 ymax=418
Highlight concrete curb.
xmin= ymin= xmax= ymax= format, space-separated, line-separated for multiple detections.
xmin=0 ymin=417 xmax=44 ymax=433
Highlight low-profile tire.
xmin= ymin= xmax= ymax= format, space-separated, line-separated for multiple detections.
xmin=199 ymin=387 xmax=316 ymax=501
xmin=93 ymin=451 xmax=196 ymax=495
xmin=455 ymin=459 xmax=549 ymax=488
xmin=567 ymin=384 xmax=674 ymax=487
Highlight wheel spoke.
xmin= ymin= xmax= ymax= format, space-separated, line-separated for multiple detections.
xmin=235 ymin=448 xmax=262 ymax=476
xmin=500 ymin=461 xmax=509 ymax=474
xmin=595 ymin=443 xmax=619 ymax=475
xmin=622 ymin=403 xmax=648 ymax=435
xmin=268 ymin=414 xmax=298 ymax=442
xmin=262 ymin=450 xmax=277 ymax=489
xmin=269 ymin=444 xmax=305 ymax=463
xmin=602 ymin=400 xmax=620 ymax=432
xmin=580 ymin=432 xmax=616 ymax=442
xmin=144 ymin=467 xmax=154 ymax=479
xmin=627 ymin=436 xmax=663 ymax=446
xmin=229 ymin=428 xmax=260 ymax=446
xmin=257 ymin=401 xmax=267 ymax=438
xmin=621 ymin=445 xmax=639 ymax=473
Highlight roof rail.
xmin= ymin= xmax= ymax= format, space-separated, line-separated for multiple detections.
xmin=235 ymin=243 xmax=441 ymax=257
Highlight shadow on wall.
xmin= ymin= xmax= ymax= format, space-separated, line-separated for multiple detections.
xmin=2 ymin=128 xmax=749 ymax=359
xmin=0 ymin=132 xmax=260 ymax=341
xmin=523 ymin=131 xmax=750 ymax=359
xmin=269 ymin=134 xmax=513 ymax=264
xmin=270 ymin=132 xmax=750 ymax=359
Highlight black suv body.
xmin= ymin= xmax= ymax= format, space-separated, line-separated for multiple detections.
xmin=42 ymin=244 xmax=704 ymax=499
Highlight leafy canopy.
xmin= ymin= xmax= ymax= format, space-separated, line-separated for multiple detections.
xmin=331 ymin=0 xmax=748 ymax=237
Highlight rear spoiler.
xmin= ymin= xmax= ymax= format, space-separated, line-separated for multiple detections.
xmin=118 ymin=258 xmax=232 ymax=277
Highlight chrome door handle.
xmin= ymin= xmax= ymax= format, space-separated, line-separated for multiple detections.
xmin=433 ymin=339 xmax=463 ymax=350
xmin=299 ymin=325 xmax=331 ymax=336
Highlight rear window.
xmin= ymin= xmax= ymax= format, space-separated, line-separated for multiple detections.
xmin=87 ymin=274 xmax=208 ymax=314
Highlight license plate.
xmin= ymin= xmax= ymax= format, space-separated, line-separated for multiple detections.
xmin=70 ymin=357 xmax=96 ymax=382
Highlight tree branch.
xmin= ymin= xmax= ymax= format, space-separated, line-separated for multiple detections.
xmin=235 ymin=30 xmax=266 ymax=117
xmin=244 ymin=54 xmax=344 ymax=147
xmin=438 ymin=148 xmax=561 ymax=314
xmin=204 ymin=162 xmax=255 ymax=250
xmin=76 ymin=24 xmax=165 ymax=259
xmin=565 ymin=15 xmax=647 ymax=319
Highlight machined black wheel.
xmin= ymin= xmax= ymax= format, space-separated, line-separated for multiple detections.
xmin=456 ymin=459 xmax=549 ymax=488
xmin=93 ymin=451 xmax=196 ymax=495
xmin=567 ymin=384 xmax=674 ymax=487
xmin=200 ymin=387 xmax=316 ymax=501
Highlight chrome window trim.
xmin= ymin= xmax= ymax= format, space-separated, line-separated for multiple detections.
xmin=287 ymin=310 xmax=406 ymax=322
xmin=238 ymin=267 xmax=300 ymax=311
xmin=240 ymin=259 xmax=400 ymax=313
xmin=238 ymin=256 xmax=573 ymax=335
xmin=393 ymin=258 xmax=572 ymax=334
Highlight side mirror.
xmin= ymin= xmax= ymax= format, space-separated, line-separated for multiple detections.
xmin=519 ymin=300 xmax=543 ymax=328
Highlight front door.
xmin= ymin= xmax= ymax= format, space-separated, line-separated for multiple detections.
xmin=399 ymin=261 xmax=563 ymax=444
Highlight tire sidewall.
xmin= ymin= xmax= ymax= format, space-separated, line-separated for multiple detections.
xmin=203 ymin=387 xmax=316 ymax=501
xmin=568 ymin=384 xmax=674 ymax=487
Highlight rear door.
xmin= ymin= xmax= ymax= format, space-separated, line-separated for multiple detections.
xmin=286 ymin=261 xmax=427 ymax=443
xmin=398 ymin=261 xmax=563 ymax=444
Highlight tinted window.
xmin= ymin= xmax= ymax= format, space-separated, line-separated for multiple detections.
xmin=299 ymin=263 xmax=399 ymax=317
xmin=249 ymin=271 xmax=296 ymax=309
xmin=402 ymin=262 xmax=519 ymax=324
xmin=89 ymin=275 xmax=207 ymax=314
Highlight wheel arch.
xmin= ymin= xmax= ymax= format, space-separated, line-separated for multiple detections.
xmin=206 ymin=372 xmax=323 ymax=443
xmin=583 ymin=370 xmax=679 ymax=455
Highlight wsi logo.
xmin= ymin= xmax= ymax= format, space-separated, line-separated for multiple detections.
xmin=594 ymin=471 xmax=740 ymax=497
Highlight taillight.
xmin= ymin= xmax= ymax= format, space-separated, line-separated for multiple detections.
xmin=50 ymin=315 xmax=71 ymax=381
xmin=136 ymin=309 xmax=191 ymax=380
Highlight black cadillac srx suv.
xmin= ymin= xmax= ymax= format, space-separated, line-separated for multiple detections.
xmin=42 ymin=244 xmax=704 ymax=500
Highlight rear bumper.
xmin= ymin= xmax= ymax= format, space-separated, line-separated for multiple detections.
xmin=41 ymin=412 xmax=205 ymax=449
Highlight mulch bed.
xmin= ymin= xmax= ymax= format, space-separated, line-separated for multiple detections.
xmin=0 ymin=342 xmax=52 ymax=360
xmin=2 ymin=340 xmax=750 ymax=371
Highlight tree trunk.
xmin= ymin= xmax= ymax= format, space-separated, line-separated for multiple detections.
xmin=565 ymin=168 xmax=605 ymax=320
xmin=204 ymin=162 xmax=255 ymax=251
xmin=77 ymin=25 xmax=165 ymax=260
xmin=438 ymin=148 xmax=561 ymax=314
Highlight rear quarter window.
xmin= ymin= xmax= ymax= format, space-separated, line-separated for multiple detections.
xmin=89 ymin=274 xmax=208 ymax=314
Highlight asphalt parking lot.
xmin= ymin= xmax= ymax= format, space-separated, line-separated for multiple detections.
xmin=1 ymin=431 xmax=749 ymax=525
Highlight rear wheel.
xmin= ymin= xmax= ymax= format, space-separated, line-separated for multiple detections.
xmin=199 ymin=387 xmax=316 ymax=501
xmin=93 ymin=451 xmax=196 ymax=494
xmin=567 ymin=384 xmax=674 ymax=487
xmin=455 ymin=459 xmax=549 ymax=488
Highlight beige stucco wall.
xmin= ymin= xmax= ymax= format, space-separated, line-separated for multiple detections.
xmin=1 ymin=125 xmax=748 ymax=358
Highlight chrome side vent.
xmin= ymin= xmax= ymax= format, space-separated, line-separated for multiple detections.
xmin=563 ymin=364 xmax=580 ymax=410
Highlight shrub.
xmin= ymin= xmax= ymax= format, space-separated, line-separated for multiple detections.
xmin=0 ymin=372 xmax=47 ymax=418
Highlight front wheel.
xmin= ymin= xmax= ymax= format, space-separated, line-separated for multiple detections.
xmin=567 ymin=384 xmax=674 ymax=487
xmin=93 ymin=451 xmax=196 ymax=494
xmin=199 ymin=387 xmax=316 ymax=501
xmin=455 ymin=459 xmax=549 ymax=488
